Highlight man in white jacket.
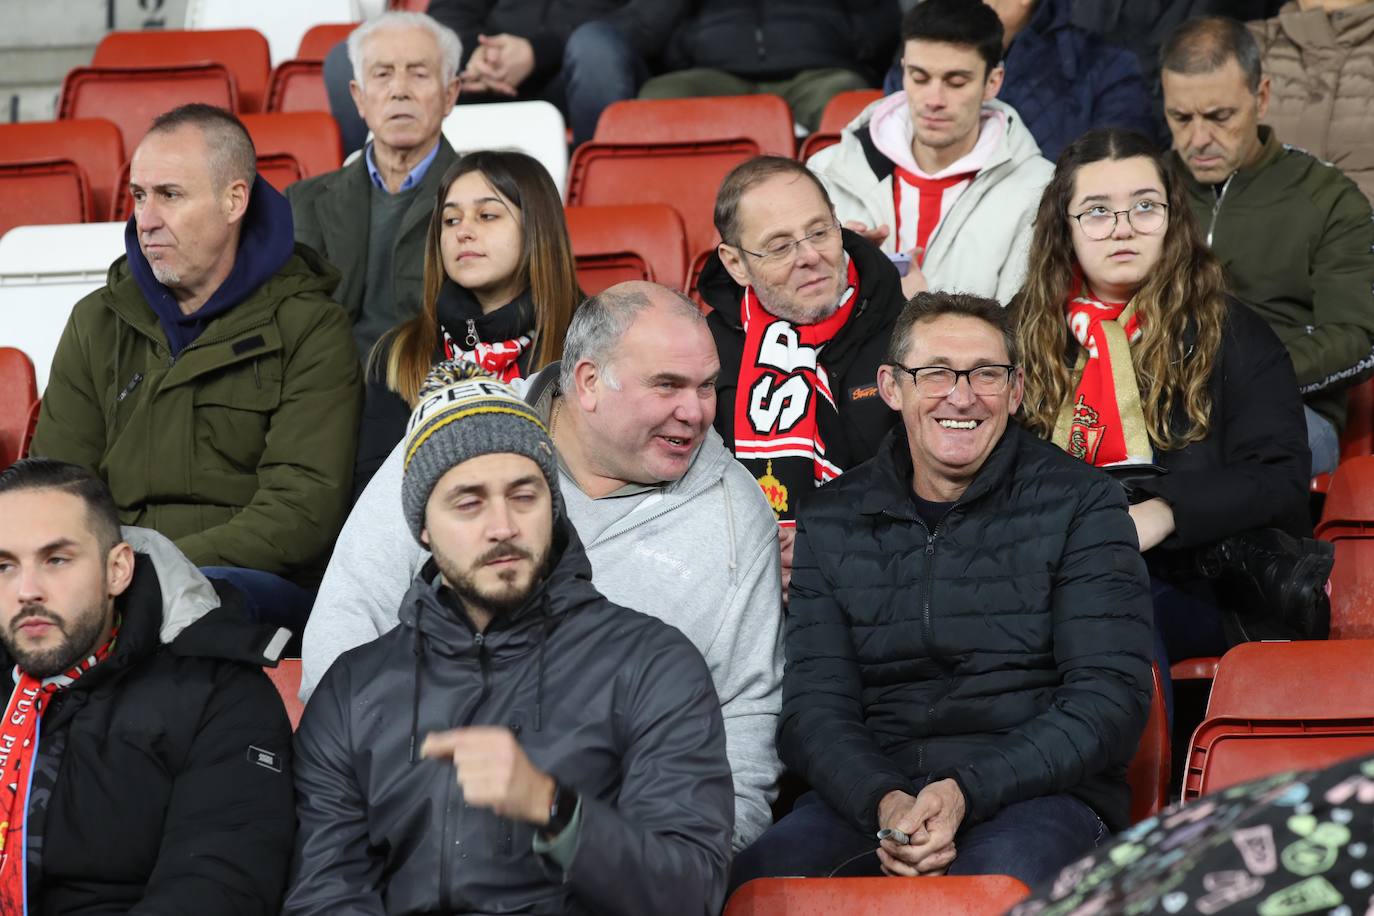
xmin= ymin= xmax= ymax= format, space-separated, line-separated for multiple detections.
xmin=300 ymin=281 xmax=785 ymax=851
xmin=807 ymin=0 xmax=1052 ymax=304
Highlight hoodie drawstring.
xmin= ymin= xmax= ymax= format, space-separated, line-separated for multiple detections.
xmin=408 ymin=599 xmax=424 ymax=764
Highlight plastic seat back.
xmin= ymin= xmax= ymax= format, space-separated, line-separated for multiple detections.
xmin=93 ymin=28 xmax=270 ymax=112
xmin=800 ymin=89 xmax=883 ymax=161
xmin=266 ymin=60 xmax=327 ymax=113
xmin=1318 ymin=454 xmax=1374 ymax=537
xmin=0 ymin=348 xmax=39 ymax=470
xmin=565 ymin=204 xmax=689 ymax=293
xmin=1207 ymin=640 xmax=1374 ymax=719
xmin=0 ymin=222 xmax=127 ymax=392
xmin=724 ymin=876 xmax=1030 ymax=915
xmin=443 ymin=100 xmax=569 ymax=198
xmin=0 ymin=119 xmax=125 ymax=223
xmin=0 ymin=161 xmax=90 ymax=237
xmin=240 ymin=112 xmax=343 ymax=179
xmin=297 ymin=23 xmax=356 ymax=60
xmin=592 ymin=95 xmax=795 ymax=157
xmin=264 ymin=659 xmax=305 ymax=730
xmin=59 ymin=64 xmax=239 ymax=158
xmin=253 ymin=153 xmax=305 ymax=192
xmin=1126 ymin=662 xmax=1170 ymax=823
xmin=1184 ymin=718 xmax=1374 ymax=799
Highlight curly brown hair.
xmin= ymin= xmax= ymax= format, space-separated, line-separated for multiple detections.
xmin=1013 ymin=128 xmax=1228 ymax=450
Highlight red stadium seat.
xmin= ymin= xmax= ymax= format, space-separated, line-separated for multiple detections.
xmin=565 ymin=204 xmax=689 ymax=293
xmin=267 ymin=59 xmax=328 ymax=113
xmin=253 ymin=153 xmax=305 ymax=192
xmin=388 ymin=0 xmax=428 ymax=8
xmin=0 ymin=349 xmax=39 ymax=470
xmin=1310 ymin=378 xmax=1374 ymax=493
xmin=92 ymin=28 xmax=270 ymax=112
xmin=0 ymin=119 xmax=124 ymax=224
xmin=240 ymin=112 xmax=343 ymax=179
xmin=0 ymin=161 xmax=90 ymax=237
xmin=1316 ymin=459 xmax=1374 ymax=638
xmin=799 ymin=89 xmax=884 ymax=161
xmin=59 ymin=63 xmax=239 ymax=159
xmin=724 ymin=876 xmax=1030 ymax=915
xmin=297 ymin=23 xmax=356 ymax=60
xmin=570 ymin=96 xmax=796 ymax=266
xmin=264 ymin=659 xmax=305 ymax=731
xmin=1127 ymin=663 xmax=1171 ymax=824
xmin=1182 ymin=640 xmax=1374 ymax=799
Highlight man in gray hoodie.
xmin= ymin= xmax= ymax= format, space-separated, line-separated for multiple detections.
xmin=301 ymin=281 xmax=784 ymax=850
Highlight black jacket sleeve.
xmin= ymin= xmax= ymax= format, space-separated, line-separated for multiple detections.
xmin=930 ymin=477 xmax=1154 ymax=827
xmin=559 ymin=630 xmax=734 ymax=916
xmin=352 ymin=371 xmax=411 ymax=504
xmin=1133 ymin=304 xmax=1312 ymax=548
xmin=426 ymin=0 xmax=496 ymax=69
xmin=847 ymin=0 xmax=901 ymax=76
xmin=284 ymin=663 xmax=387 ymax=915
xmin=778 ymin=512 xmax=917 ymax=834
xmin=129 ymin=665 xmax=296 ymax=915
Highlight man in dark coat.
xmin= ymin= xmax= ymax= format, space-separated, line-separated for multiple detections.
xmin=0 ymin=459 xmax=296 ymax=914
xmin=286 ymin=363 xmax=734 ymax=915
xmin=698 ymin=155 xmax=905 ymax=597
xmin=290 ymin=12 xmax=460 ymax=362
xmin=730 ymin=292 xmax=1153 ymax=891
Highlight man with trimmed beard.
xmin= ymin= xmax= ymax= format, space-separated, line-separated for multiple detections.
xmin=0 ymin=459 xmax=296 ymax=913
xmin=287 ymin=363 xmax=734 ymax=915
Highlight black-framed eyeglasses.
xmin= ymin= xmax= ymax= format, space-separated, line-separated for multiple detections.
xmin=889 ymin=363 xmax=1016 ymax=398
xmin=733 ymin=223 xmax=842 ymax=264
xmin=1068 ymin=200 xmax=1168 ymax=241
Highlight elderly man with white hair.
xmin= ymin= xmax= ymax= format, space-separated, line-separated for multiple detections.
xmin=287 ymin=11 xmax=462 ymax=361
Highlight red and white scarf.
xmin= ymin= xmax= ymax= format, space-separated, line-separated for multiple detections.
xmin=0 ymin=628 xmax=117 ymax=910
xmin=1052 ymin=279 xmax=1152 ymax=467
xmin=441 ymin=330 xmax=530 ymax=384
xmin=733 ymin=259 xmax=859 ymax=525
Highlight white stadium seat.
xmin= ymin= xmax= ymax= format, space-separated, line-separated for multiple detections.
xmin=185 ymin=0 xmax=359 ymax=66
xmin=442 ymin=100 xmax=569 ymax=200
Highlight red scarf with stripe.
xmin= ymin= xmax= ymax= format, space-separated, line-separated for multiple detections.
xmin=1054 ymin=279 xmax=1151 ymax=466
xmin=441 ymin=330 xmax=530 ymax=384
xmin=891 ymin=166 xmax=977 ymax=263
xmin=0 ymin=626 xmax=117 ymax=910
xmin=733 ymin=259 xmax=859 ymax=524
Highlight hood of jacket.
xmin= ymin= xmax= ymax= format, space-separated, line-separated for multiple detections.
xmin=123 ymin=178 xmax=303 ymax=355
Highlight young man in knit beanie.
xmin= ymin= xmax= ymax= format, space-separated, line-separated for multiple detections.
xmin=287 ymin=362 xmax=734 ymax=916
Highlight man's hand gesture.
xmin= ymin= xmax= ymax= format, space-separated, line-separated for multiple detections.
xmin=421 ymin=726 xmax=555 ymax=825
xmin=876 ymin=779 xmax=967 ymax=876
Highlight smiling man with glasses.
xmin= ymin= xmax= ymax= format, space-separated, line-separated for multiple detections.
xmin=697 ymin=155 xmax=907 ymax=599
xmin=729 ymin=290 xmax=1152 ymax=893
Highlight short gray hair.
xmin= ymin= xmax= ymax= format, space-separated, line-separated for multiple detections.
xmin=560 ymin=283 xmax=704 ymax=394
xmin=147 ymin=103 xmax=255 ymax=192
xmin=348 ymin=11 xmax=462 ymax=87
xmin=1160 ymin=16 xmax=1263 ymax=93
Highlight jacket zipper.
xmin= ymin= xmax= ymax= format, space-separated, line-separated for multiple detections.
xmin=438 ymin=633 xmax=492 ymax=915
xmin=464 ymin=318 xmax=479 ymax=348
xmin=1206 ymin=173 xmax=1235 ymax=248
xmin=922 ymin=523 xmax=940 ymax=727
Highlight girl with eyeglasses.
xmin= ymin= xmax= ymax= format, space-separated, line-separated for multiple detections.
xmin=1012 ymin=128 xmax=1313 ymax=708
xmin=353 ymin=150 xmax=582 ymax=499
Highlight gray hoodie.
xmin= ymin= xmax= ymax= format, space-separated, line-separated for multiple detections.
xmin=301 ymin=364 xmax=785 ymax=849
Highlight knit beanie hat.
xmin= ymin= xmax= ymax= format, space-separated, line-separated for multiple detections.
xmin=401 ymin=361 xmax=560 ymax=543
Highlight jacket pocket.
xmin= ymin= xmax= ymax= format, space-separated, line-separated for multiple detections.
xmin=191 ymin=360 xmax=283 ymax=473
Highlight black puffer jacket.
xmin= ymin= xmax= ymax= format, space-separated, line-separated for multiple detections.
xmin=287 ymin=520 xmax=733 ymax=915
xmin=698 ymin=229 xmax=905 ymax=482
xmin=11 ymin=531 xmax=296 ymax=915
xmin=780 ymin=424 xmax=1153 ymax=835
xmin=662 ymin=0 xmax=900 ymax=82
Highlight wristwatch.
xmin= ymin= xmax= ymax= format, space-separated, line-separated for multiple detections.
xmin=542 ymin=780 xmax=579 ymax=838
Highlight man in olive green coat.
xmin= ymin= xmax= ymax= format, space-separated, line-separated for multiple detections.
xmin=31 ymin=104 xmax=361 ymax=632
xmin=1161 ymin=16 xmax=1374 ymax=475
xmin=287 ymin=11 xmax=461 ymax=363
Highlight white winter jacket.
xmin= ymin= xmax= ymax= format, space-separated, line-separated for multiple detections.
xmin=808 ymin=96 xmax=1053 ymax=304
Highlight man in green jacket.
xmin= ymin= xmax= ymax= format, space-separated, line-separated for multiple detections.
xmin=30 ymin=104 xmax=362 ymax=633
xmin=287 ymin=11 xmax=461 ymax=364
xmin=1160 ymin=15 xmax=1374 ymax=474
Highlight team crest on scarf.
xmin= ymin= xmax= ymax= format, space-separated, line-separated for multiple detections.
xmin=733 ymin=259 xmax=859 ymax=523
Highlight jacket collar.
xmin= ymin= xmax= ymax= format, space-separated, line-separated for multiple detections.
xmin=1173 ymin=125 xmax=1283 ymax=200
xmin=860 ymin=421 xmax=1024 ymax=520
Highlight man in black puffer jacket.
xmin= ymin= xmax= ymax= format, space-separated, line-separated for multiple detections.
xmin=731 ymin=292 xmax=1153 ymax=892
xmin=287 ymin=364 xmax=733 ymax=915
xmin=0 ymin=459 xmax=296 ymax=915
